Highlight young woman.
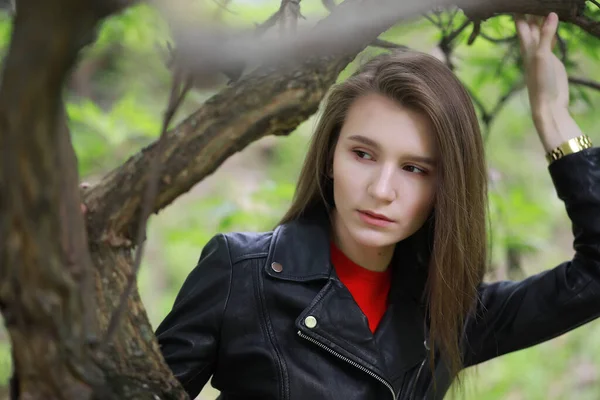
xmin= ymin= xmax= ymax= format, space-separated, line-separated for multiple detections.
xmin=154 ymin=13 xmax=599 ymax=400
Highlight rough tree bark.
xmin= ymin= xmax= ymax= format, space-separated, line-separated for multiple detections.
xmin=0 ymin=0 xmax=597 ymax=399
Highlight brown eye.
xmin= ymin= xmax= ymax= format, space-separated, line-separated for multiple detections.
xmin=353 ymin=150 xmax=374 ymax=160
xmin=404 ymin=165 xmax=427 ymax=174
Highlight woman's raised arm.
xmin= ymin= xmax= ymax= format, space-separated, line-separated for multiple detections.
xmin=462 ymin=13 xmax=599 ymax=367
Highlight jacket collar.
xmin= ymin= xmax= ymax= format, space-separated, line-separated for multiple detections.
xmin=264 ymin=207 xmax=430 ymax=303
xmin=265 ymin=208 xmax=334 ymax=282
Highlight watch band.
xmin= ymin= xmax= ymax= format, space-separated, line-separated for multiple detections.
xmin=546 ymin=134 xmax=593 ymax=164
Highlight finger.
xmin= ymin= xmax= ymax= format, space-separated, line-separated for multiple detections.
xmin=514 ymin=14 xmax=532 ymax=50
xmin=540 ymin=12 xmax=559 ymax=51
xmin=527 ymin=15 xmax=540 ymax=45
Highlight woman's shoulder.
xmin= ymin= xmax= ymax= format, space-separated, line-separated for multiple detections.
xmin=209 ymin=211 xmax=328 ymax=265
xmin=218 ymin=229 xmax=275 ymax=264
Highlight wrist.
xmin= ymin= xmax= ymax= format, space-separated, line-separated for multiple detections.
xmin=532 ymin=106 xmax=583 ymax=151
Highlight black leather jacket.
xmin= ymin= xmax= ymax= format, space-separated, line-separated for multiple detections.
xmin=155 ymin=147 xmax=600 ymax=400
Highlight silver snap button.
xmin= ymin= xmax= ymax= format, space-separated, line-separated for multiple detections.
xmin=271 ymin=262 xmax=283 ymax=273
xmin=304 ymin=316 xmax=317 ymax=329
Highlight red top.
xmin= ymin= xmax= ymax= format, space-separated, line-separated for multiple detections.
xmin=330 ymin=241 xmax=393 ymax=333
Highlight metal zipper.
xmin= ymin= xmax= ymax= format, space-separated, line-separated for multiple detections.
xmin=409 ymin=337 xmax=429 ymax=400
xmin=297 ymin=330 xmax=396 ymax=400
xmin=410 ymin=358 xmax=426 ymax=400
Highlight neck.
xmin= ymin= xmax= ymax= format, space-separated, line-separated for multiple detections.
xmin=331 ymin=210 xmax=395 ymax=272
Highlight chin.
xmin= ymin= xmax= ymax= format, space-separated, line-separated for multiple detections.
xmin=350 ymin=228 xmax=401 ymax=249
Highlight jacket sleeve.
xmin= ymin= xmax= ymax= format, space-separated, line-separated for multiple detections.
xmin=154 ymin=234 xmax=233 ymax=398
xmin=463 ymin=147 xmax=600 ymax=367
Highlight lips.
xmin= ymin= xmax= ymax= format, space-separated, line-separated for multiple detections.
xmin=358 ymin=210 xmax=395 ymax=223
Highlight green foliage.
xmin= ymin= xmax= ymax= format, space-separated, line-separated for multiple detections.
xmin=0 ymin=340 xmax=10 ymax=388
xmin=94 ymin=5 xmax=170 ymax=54
xmin=68 ymin=94 xmax=162 ymax=176
xmin=459 ymin=320 xmax=600 ymax=399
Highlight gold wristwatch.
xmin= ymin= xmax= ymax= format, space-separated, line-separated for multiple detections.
xmin=546 ymin=134 xmax=593 ymax=164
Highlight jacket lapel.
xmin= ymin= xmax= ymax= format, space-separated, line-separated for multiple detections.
xmin=266 ymin=210 xmax=430 ymax=388
xmin=295 ymin=278 xmax=389 ymax=376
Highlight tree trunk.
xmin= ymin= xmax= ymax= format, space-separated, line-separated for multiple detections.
xmin=0 ymin=0 xmax=596 ymax=398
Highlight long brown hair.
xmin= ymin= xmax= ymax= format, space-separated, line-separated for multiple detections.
xmin=279 ymin=50 xmax=488 ymax=383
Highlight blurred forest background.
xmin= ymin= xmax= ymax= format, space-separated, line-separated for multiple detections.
xmin=1 ymin=1 xmax=599 ymax=399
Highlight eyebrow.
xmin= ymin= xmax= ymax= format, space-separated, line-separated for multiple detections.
xmin=347 ymin=134 xmax=437 ymax=167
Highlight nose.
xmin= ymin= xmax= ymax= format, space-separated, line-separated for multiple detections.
xmin=367 ymin=165 xmax=396 ymax=202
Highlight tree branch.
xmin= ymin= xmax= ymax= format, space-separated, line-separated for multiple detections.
xmin=0 ymin=0 xmax=124 ymax=397
xmin=439 ymin=19 xmax=471 ymax=69
xmin=569 ymin=76 xmax=600 ymax=91
xmin=165 ymin=0 xmax=599 ymax=84
xmin=479 ymin=32 xmax=517 ymax=43
xmin=166 ymin=0 xmax=477 ymax=80
xmin=84 ymin=0 xmax=406 ymax=241
xmin=84 ymin=57 xmax=354 ymax=241
xmin=255 ymin=9 xmax=281 ymax=35
xmin=279 ymin=0 xmax=303 ymax=35
xmin=102 ymin=78 xmax=187 ymax=347
xmin=572 ymin=14 xmax=600 ymax=38
xmin=85 ymin=0 xmax=600 ymax=242
xmin=556 ymin=30 xmax=568 ymax=62
xmin=443 ymin=19 xmax=471 ymax=45
xmin=320 ymin=0 xmax=409 ymax=51
xmin=371 ymin=38 xmax=410 ymax=50
xmin=321 ymin=0 xmax=408 ymax=52
xmin=56 ymin=105 xmax=100 ymax=348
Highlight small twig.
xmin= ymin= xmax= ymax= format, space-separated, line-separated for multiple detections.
xmin=438 ymin=19 xmax=470 ymax=71
xmin=431 ymin=8 xmax=445 ymax=26
xmin=463 ymin=79 xmax=523 ymax=141
xmin=256 ymin=0 xmax=305 ymax=37
xmin=555 ymin=31 xmax=568 ymax=63
xmin=489 ymin=80 xmax=524 ymax=118
xmin=103 ymin=72 xmax=191 ymax=345
xmin=423 ymin=13 xmax=441 ymax=28
xmin=445 ymin=8 xmax=460 ymax=32
xmin=589 ymin=0 xmax=600 ymax=9
xmin=441 ymin=19 xmax=470 ymax=46
xmin=371 ymin=38 xmax=410 ymax=50
xmin=572 ymin=14 xmax=600 ymax=38
xmin=479 ymin=32 xmax=517 ymax=43
xmin=279 ymin=0 xmax=303 ymax=35
xmin=467 ymin=20 xmax=481 ymax=45
xmin=493 ymin=43 xmax=518 ymax=77
xmin=484 ymin=80 xmax=524 ymax=140
xmin=255 ymin=10 xmax=281 ymax=36
xmin=569 ymin=76 xmax=600 ymax=91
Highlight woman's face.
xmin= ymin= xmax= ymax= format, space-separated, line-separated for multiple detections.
xmin=331 ymin=93 xmax=438 ymax=251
